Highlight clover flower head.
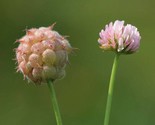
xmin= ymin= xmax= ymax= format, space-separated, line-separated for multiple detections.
xmin=98 ymin=20 xmax=141 ymax=54
xmin=15 ymin=24 xmax=73 ymax=85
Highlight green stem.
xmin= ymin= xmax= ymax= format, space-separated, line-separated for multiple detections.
xmin=104 ymin=54 xmax=120 ymax=125
xmin=47 ymin=81 xmax=63 ymax=125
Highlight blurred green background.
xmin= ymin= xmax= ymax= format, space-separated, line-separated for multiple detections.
xmin=0 ymin=0 xmax=155 ymax=125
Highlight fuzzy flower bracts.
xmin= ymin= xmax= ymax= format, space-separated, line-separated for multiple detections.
xmin=16 ymin=25 xmax=73 ymax=84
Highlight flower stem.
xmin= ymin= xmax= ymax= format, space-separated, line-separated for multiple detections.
xmin=47 ymin=81 xmax=63 ymax=125
xmin=104 ymin=54 xmax=120 ymax=125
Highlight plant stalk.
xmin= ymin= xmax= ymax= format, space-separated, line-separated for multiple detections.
xmin=47 ymin=81 xmax=63 ymax=125
xmin=104 ymin=54 xmax=120 ymax=125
